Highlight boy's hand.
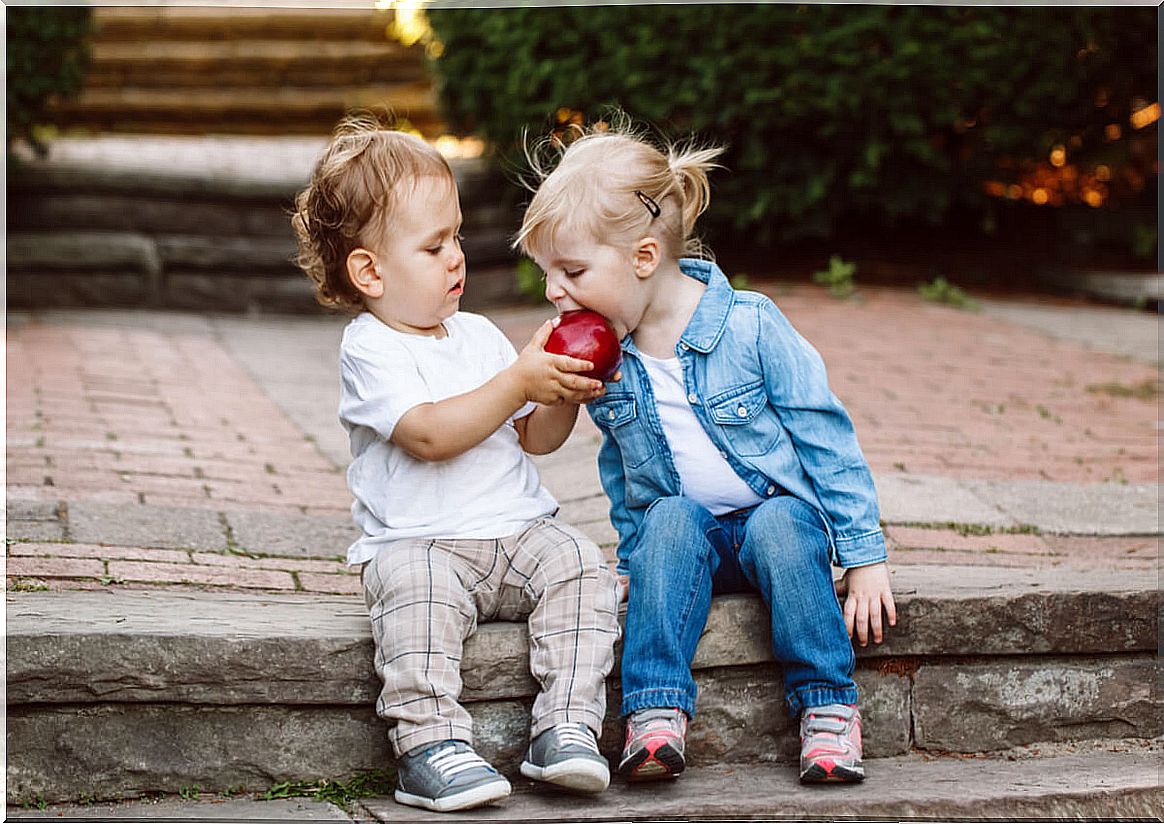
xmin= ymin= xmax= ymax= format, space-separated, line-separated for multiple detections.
xmin=513 ymin=319 xmax=607 ymax=406
xmin=834 ymin=562 xmax=896 ymax=647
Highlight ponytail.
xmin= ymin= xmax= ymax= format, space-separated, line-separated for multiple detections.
xmin=667 ymin=143 xmax=724 ymax=257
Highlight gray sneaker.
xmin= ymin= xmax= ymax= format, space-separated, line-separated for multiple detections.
xmin=395 ymin=740 xmax=511 ymax=812
xmin=520 ymin=722 xmax=610 ymax=793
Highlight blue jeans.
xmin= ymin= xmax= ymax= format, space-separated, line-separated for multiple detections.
xmin=620 ymin=495 xmax=858 ymax=719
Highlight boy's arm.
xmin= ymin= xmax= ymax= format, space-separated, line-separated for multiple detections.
xmin=393 ymin=320 xmax=604 ymax=462
xmin=514 ymin=402 xmax=582 ymax=455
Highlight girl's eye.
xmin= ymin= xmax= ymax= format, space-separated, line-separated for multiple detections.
xmin=564 ymin=268 xmax=584 ymax=279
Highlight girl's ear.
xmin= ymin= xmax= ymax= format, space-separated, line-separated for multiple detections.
xmin=632 ymin=236 xmax=661 ymax=280
xmin=347 ymin=248 xmax=384 ymax=298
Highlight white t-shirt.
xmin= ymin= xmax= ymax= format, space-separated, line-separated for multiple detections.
xmin=639 ymin=351 xmax=765 ymax=516
xmin=339 ymin=311 xmax=558 ymax=565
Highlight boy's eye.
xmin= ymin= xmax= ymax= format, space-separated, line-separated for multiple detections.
xmin=564 ymin=268 xmax=584 ymax=278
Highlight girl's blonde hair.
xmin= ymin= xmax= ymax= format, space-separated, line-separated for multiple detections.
xmin=515 ymin=114 xmax=724 ymax=264
xmin=291 ymin=112 xmax=454 ymax=312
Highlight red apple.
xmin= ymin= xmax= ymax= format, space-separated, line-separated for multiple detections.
xmin=545 ymin=309 xmax=622 ymax=382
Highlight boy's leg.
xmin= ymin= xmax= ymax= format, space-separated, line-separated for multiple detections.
xmin=736 ymin=495 xmax=858 ymax=714
xmin=363 ymin=539 xmax=482 ymax=757
xmin=621 ymin=496 xmax=723 ymax=719
xmin=502 ymin=517 xmax=620 ymax=738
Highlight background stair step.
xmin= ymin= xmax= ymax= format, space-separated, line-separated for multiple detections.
xmin=91 ymin=7 xmax=393 ymax=43
xmin=51 ymin=8 xmax=443 ymax=136
xmin=86 ymin=40 xmax=427 ymax=88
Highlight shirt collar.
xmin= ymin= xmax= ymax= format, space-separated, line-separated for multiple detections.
xmin=676 ymin=258 xmax=734 ymax=353
xmin=619 ymin=258 xmax=735 ymax=356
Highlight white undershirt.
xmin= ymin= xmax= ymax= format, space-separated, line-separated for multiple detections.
xmin=639 ymin=352 xmax=765 ymax=516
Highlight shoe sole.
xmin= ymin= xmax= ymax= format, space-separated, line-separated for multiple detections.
xmin=799 ymin=762 xmax=865 ymax=784
xmin=618 ymin=742 xmax=686 ymax=782
xmin=394 ymin=777 xmax=511 ymax=812
xmin=520 ymin=756 xmax=611 ymax=793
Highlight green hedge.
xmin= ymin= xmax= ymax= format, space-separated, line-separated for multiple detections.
xmin=7 ymin=7 xmax=92 ymax=156
xmin=427 ymin=5 xmax=1155 ymax=244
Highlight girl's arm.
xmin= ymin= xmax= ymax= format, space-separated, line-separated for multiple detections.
xmin=834 ymin=561 xmax=896 ymax=646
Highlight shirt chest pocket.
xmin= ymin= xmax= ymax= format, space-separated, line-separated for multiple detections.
xmin=708 ymin=382 xmax=781 ymax=457
xmin=592 ymin=395 xmax=656 ymax=470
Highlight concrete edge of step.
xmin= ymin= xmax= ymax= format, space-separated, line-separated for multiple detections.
xmin=6 ymin=564 xmax=1159 ymax=707
xmin=10 ymin=739 xmax=1157 ymax=822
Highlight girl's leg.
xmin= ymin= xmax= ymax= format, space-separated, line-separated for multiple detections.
xmin=621 ymin=496 xmax=723 ymax=718
xmin=501 ymin=518 xmax=621 ymax=739
xmin=737 ymin=496 xmax=858 ymax=716
xmin=363 ymin=539 xmax=478 ymax=757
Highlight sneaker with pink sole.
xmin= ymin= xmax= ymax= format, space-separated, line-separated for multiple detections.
xmin=618 ymin=707 xmax=687 ymax=781
xmin=799 ymin=703 xmax=865 ymax=783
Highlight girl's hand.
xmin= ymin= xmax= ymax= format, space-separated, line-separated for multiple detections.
xmin=513 ymin=319 xmax=606 ymax=406
xmin=834 ymin=562 xmax=896 ymax=647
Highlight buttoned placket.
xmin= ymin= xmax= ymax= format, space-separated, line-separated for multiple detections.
xmin=675 ymin=343 xmax=782 ymax=503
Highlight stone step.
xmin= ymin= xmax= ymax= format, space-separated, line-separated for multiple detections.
xmin=358 ymin=741 xmax=1163 ymax=821
xmin=51 ymin=82 xmax=443 ymax=137
xmin=6 ymin=565 xmax=1158 ymax=804
xmin=6 ymin=742 xmax=1160 ymax=820
xmin=7 ymin=156 xmax=523 ymax=313
xmin=92 ymin=7 xmax=393 ymax=43
xmin=85 ymin=40 xmax=427 ymax=90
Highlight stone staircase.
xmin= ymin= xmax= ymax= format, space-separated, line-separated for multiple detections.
xmin=7 ymin=144 xmax=523 ymax=313
xmin=49 ymin=7 xmax=443 ymax=136
xmin=7 ymin=565 xmax=1160 ymax=815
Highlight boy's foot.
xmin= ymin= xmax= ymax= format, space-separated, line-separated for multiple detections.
xmin=799 ymin=704 xmax=865 ymax=783
xmin=618 ymin=707 xmax=687 ymax=781
xmin=520 ymin=722 xmax=610 ymax=793
xmin=395 ymin=740 xmax=511 ymax=812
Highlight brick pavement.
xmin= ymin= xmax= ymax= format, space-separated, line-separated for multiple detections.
xmin=6 ymin=286 xmax=1158 ymax=595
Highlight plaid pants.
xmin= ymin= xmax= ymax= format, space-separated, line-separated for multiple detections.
xmin=362 ymin=517 xmax=620 ymax=757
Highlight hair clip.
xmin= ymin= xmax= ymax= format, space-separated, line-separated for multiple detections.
xmin=634 ymin=190 xmax=661 ymax=219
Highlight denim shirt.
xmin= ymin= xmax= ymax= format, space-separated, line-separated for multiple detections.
xmin=587 ymin=258 xmax=886 ymax=575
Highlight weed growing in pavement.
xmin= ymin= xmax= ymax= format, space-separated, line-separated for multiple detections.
xmin=1087 ymin=380 xmax=1159 ymax=400
xmin=20 ymin=793 xmax=48 ymax=810
xmin=899 ymin=521 xmax=1041 ymax=537
xmin=8 ymin=578 xmax=50 ymax=592
xmin=917 ymin=276 xmax=980 ymax=310
xmin=263 ymin=769 xmax=396 ymax=808
xmin=812 ymin=255 xmax=857 ymax=299
xmin=1035 ymin=404 xmax=1063 ymax=424
xmin=178 ymin=785 xmax=201 ymax=800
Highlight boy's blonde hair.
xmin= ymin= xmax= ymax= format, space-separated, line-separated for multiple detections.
xmin=291 ymin=113 xmax=455 ymax=312
xmin=515 ymin=115 xmax=724 ymax=264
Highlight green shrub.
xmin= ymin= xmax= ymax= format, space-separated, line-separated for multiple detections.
xmin=426 ymin=6 xmax=1155 ymax=246
xmin=7 ymin=7 xmax=93 ymax=157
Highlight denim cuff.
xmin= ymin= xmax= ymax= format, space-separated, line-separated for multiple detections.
xmin=786 ymin=684 xmax=860 ymax=717
xmin=833 ymin=528 xmax=887 ymax=568
xmin=621 ymin=687 xmax=696 ymax=720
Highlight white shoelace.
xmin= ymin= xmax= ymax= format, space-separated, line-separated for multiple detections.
xmin=552 ymin=723 xmax=600 ymax=753
xmin=428 ymin=745 xmax=493 ymax=779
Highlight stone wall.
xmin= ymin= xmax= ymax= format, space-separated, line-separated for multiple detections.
xmin=6 ymin=566 xmax=1159 ymax=803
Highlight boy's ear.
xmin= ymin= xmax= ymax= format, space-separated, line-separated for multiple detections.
xmin=632 ymin=236 xmax=661 ymax=280
xmin=347 ymin=248 xmax=384 ymax=298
